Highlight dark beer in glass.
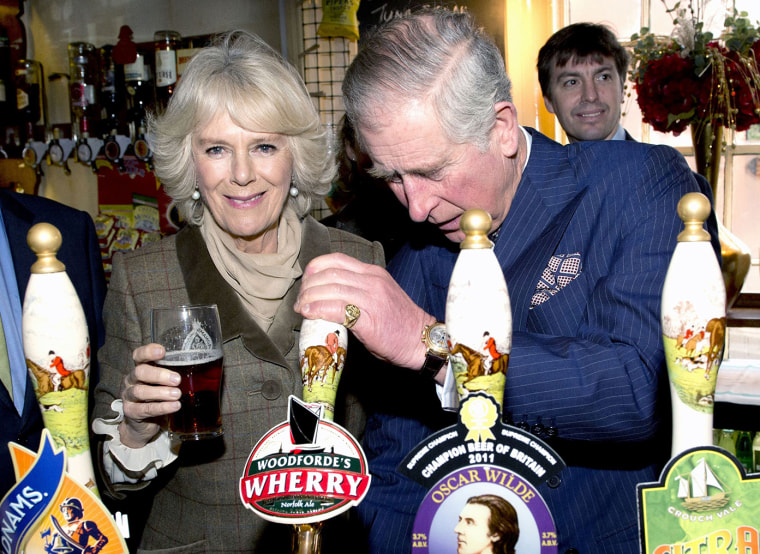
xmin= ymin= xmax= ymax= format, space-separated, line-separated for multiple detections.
xmin=157 ymin=351 xmax=223 ymax=440
xmin=151 ymin=305 xmax=224 ymax=440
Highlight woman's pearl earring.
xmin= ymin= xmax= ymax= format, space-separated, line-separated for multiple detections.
xmin=191 ymin=188 xmax=201 ymax=201
xmin=289 ymin=185 xmax=299 ymax=198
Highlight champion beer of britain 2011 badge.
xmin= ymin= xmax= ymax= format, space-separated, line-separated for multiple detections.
xmin=401 ymin=393 xmax=565 ymax=553
xmin=239 ymin=396 xmax=371 ymax=524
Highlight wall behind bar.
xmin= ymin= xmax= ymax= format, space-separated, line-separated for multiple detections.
xmin=23 ymin=0 xmax=292 ymax=215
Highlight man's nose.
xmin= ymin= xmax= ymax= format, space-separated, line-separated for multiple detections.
xmin=582 ymin=80 xmax=599 ymax=102
xmin=403 ymin=176 xmax=434 ymax=223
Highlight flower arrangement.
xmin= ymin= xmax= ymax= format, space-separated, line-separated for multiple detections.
xmin=629 ymin=1 xmax=760 ymax=136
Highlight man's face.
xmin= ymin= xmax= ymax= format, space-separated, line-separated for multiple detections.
xmin=358 ymin=100 xmax=520 ymax=243
xmin=454 ymin=503 xmax=497 ymax=554
xmin=543 ymin=55 xmax=624 ymax=142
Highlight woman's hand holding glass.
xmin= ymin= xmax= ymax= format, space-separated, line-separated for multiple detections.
xmin=117 ymin=343 xmax=181 ymax=449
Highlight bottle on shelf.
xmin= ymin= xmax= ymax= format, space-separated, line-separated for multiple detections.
xmin=99 ymin=44 xmax=125 ymax=136
xmin=68 ymin=42 xmax=99 ymax=141
xmin=735 ymin=430 xmax=752 ymax=471
xmin=14 ymin=59 xmax=46 ymax=144
xmin=154 ymin=30 xmax=181 ymax=114
xmin=124 ymin=50 xmax=153 ymax=140
xmin=716 ymin=429 xmax=737 ymax=456
xmin=0 ymin=27 xmax=15 ymax=129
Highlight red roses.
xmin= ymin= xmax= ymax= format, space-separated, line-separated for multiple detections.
xmin=631 ymin=8 xmax=760 ymax=135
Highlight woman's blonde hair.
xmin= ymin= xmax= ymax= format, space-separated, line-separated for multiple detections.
xmin=149 ymin=30 xmax=335 ymax=224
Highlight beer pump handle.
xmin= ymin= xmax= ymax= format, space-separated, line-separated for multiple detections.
xmin=299 ymin=318 xmax=348 ymax=423
xmin=22 ymin=222 xmax=100 ymax=494
xmin=445 ymin=209 xmax=512 ymax=409
xmin=661 ymin=192 xmax=726 ymax=458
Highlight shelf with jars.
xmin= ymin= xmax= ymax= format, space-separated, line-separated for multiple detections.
xmin=0 ymin=12 xmax=215 ymax=278
xmin=1 ymin=22 xmax=211 ymax=174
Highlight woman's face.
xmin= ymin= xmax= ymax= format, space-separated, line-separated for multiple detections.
xmin=193 ymin=110 xmax=293 ymax=254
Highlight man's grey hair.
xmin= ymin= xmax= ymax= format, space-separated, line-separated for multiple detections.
xmin=342 ymin=7 xmax=512 ymax=152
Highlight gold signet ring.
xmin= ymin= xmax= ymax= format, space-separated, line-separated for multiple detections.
xmin=343 ymin=304 xmax=361 ymax=329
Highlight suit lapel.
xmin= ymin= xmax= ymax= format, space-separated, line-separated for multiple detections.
xmin=0 ymin=191 xmax=36 ymax=300
xmin=177 ymin=226 xmax=290 ymax=367
xmin=0 ymin=193 xmax=34 ymax=412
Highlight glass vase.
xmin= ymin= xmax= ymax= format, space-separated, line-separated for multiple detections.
xmin=690 ymin=120 xmax=752 ymax=309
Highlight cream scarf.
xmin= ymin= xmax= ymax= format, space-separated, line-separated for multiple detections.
xmin=199 ymin=205 xmax=303 ymax=332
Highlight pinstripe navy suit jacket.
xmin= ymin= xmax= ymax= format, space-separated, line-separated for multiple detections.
xmin=356 ymin=129 xmax=720 ymax=553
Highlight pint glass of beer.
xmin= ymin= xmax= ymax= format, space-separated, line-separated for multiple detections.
xmin=151 ymin=305 xmax=224 ymax=440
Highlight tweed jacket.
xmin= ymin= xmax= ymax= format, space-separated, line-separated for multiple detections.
xmin=93 ymin=216 xmax=383 ymax=552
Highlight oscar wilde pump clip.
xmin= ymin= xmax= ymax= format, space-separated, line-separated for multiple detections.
xmin=402 ymin=210 xmax=565 ymax=553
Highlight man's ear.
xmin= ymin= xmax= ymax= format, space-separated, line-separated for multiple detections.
xmin=493 ymin=101 xmax=520 ymax=158
xmin=543 ymin=95 xmax=556 ymax=114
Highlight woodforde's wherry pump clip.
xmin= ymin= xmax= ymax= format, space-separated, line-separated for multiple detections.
xmin=238 ymin=318 xmax=371 ymax=553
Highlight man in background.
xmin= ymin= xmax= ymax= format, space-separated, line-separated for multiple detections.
xmin=537 ymin=22 xmax=630 ymax=142
xmin=537 ymin=22 xmax=721 ymax=256
xmin=0 ymin=189 xmax=105 ymax=498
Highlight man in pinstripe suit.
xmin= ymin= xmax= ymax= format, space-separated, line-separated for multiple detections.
xmin=537 ymin=22 xmax=720 ymax=257
xmin=296 ymin=7 xmax=720 ymax=553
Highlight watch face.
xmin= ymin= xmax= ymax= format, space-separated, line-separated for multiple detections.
xmin=429 ymin=324 xmax=448 ymax=348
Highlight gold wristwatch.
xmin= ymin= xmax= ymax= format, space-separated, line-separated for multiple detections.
xmin=420 ymin=322 xmax=449 ymax=380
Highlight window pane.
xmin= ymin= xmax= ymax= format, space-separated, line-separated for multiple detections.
xmin=731 ymin=154 xmax=760 ymax=293
xmin=736 ymin=125 xmax=760 ymax=147
xmin=569 ymin=0 xmax=642 ymax=39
